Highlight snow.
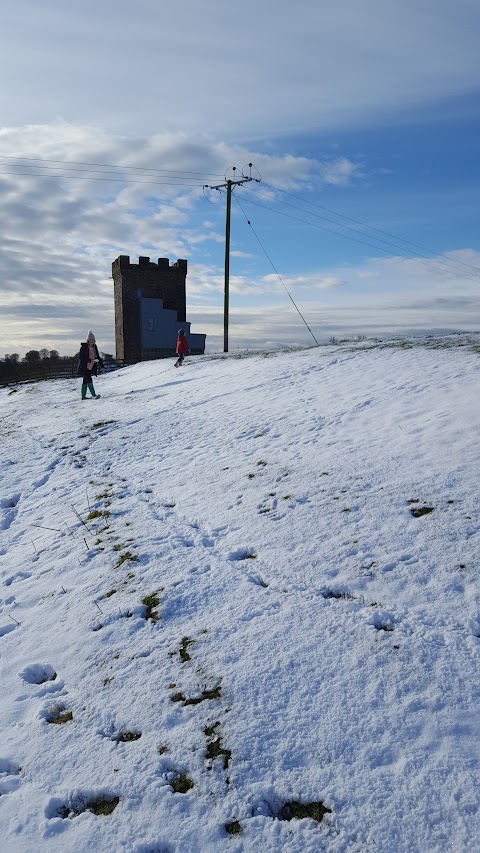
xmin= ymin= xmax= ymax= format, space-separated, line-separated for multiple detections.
xmin=1 ymin=335 xmax=480 ymax=852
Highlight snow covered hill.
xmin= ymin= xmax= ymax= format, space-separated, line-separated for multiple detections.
xmin=1 ymin=337 xmax=480 ymax=852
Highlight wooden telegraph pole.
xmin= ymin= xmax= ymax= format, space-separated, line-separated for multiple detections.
xmin=206 ymin=166 xmax=259 ymax=352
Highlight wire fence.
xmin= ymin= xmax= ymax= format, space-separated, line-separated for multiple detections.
xmin=0 ymin=359 xmax=122 ymax=388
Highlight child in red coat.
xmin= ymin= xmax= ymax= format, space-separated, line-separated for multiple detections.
xmin=174 ymin=329 xmax=189 ymax=367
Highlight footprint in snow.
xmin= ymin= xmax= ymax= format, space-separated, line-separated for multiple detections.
xmin=0 ymin=623 xmax=18 ymax=637
xmin=4 ymin=571 xmax=32 ymax=587
xmin=0 ymin=494 xmax=21 ymax=530
xmin=20 ymin=663 xmax=57 ymax=685
xmin=0 ymin=758 xmax=22 ymax=796
xmin=370 ymin=611 xmax=397 ymax=632
xmin=229 ymin=547 xmax=257 ymax=561
xmin=32 ymin=473 xmax=50 ymax=489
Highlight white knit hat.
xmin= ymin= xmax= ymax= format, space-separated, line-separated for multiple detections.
xmin=87 ymin=331 xmax=96 ymax=341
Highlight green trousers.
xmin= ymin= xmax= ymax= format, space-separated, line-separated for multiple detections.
xmin=81 ymin=382 xmax=96 ymax=399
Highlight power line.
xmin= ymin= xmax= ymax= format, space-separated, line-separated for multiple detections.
xmin=1 ymin=152 xmax=477 ymax=283
xmin=258 ymin=181 xmax=480 ymax=278
xmin=233 ymin=190 xmax=319 ymax=347
xmin=237 ymin=191 xmax=480 ymax=285
xmin=0 ymin=167 xmax=206 ymax=188
xmin=0 ymin=153 xmax=225 ymax=179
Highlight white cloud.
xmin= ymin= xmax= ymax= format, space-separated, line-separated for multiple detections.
xmin=1 ymin=1 xmax=478 ymax=139
xmin=0 ymin=123 xmax=364 ymax=355
xmin=263 ymin=273 xmax=344 ymax=291
xmin=0 ymin=123 xmax=478 ymax=358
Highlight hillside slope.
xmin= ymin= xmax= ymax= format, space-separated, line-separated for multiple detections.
xmin=1 ymin=341 xmax=480 ymax=852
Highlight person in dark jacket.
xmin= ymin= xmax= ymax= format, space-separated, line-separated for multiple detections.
xmin=77 ymin=331 xmax=104 ymax=399
xmin=174 ymin=329 xmax=189 ymax=367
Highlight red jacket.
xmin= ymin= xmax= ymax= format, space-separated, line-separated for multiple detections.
xmin=176 ymin=334 xmax=189 ymax=355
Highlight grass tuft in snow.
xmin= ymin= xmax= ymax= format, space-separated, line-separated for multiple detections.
xmin=276 ymin=800 xmax=332 ymax=823
xmin=410 ymin=505 xmax=435 ymax=517
xmin=204 ymin=722 xmax=231 ymax=770
xmin=322 ymin=589 xmax=353 ymax=601
xmin=115 ymin=731 xmax=142 ymax=743
xmin=47 ymin=708 xmax=73 ymax=725
xmin=58 ymin=795 xmax=120 ymax=818
xmin=141 ymin=593 xmax=160 ymax=622
xmin=115 ymin=551 xmax=139 ymax=568
xmin=171 ymin=686 xmax=222 ymax=706
xmin=86 ymin=509 xmax=110 ymax=521
xmin=179 ymin=636 xmax=195 ymax=662
xmin=224 ymin=819 xmax=242 ymax=835
xmin=170 ymin=773 xmax=194 ymax=794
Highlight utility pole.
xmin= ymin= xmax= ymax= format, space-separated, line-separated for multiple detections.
xmin=206 ymin=165 xmax=259 ymax=352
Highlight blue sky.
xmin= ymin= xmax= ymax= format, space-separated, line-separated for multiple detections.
xmin=0 ymin=0 xmax=479 ymax=356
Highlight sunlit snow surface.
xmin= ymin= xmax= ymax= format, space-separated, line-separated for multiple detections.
xmin=1 ymin=336 xmax=479 ymax=852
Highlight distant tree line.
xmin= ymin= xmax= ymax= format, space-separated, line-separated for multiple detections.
xmin=1 ymin=349 xmax=115 ymax=385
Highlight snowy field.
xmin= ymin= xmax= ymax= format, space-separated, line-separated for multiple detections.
xmin=1 ymin=335 xmax=480 ymax=853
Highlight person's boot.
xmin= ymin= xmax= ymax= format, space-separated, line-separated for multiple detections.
xmin=81 ymin=383 xmax=88 ymax=400
xmin=87 ymin=383 xmax=98 ymax=398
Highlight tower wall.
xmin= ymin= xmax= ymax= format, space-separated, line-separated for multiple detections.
xmin=112 ymin=255 xmax=188 ymax=362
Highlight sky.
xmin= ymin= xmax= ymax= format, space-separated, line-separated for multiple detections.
xmin=1 ymin=337 xmax=480 ymax=851
xmin=1 ymin=0 xmax=480 ymax=357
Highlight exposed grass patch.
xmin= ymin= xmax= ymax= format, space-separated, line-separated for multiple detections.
xmin=115 ymin=731 xmax=141 ymax=742
xmin=204 ymin=722 xmax=231 ymax=770
xmin=375 ymin=623 xmax=395 ymax=632
xmin=88 ymin=796 xmax=120 ymax=815
xmin=48 ymin=709 xmax=73 ymax=725
xmin=171 ymin=686 xmax=222 ymax=706
xmin=104 ymin=589 xmax=116 ymax=598
xmin=170 ymin=773 xmax=194 ymax=794
xmin=142 ymin=592 xmax=160 ymax=622
xmin=91 ymin=420 xmax=116 ymax=430
xmin=179 ymin=636 xmax=195 ymax=662
xmin=410 ymin=505 xmax=435 ymax=517
xmin=171 ymin=691 xmax=185 ymax=703
xmin=115 ymin=551 xmax=139 ymax=568
xmin=276 ymin=800 xmax=332 ymax=823
xmin=224 ymin=819 xmax=242 ymax=835
xmin=322 ymin=589 xmax=352 ymax=600
xmin=58 ymin=795 xmax=120 ymax=818
xmin=87 ymin=509 xmax=111 ymax=521
xmin=86 ymin=509 xmax=102 ymax=520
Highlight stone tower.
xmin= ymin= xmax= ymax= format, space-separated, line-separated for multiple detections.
xmin=112 ymin=255 xmax=205 ymax=363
